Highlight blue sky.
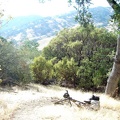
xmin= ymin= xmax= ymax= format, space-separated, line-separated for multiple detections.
xmin=1 ymin=0 xmax=110 ymax=17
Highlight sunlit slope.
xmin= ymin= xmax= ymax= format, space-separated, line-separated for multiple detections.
xmin=0 ymin=7 xmax=112 ymax=43
xmin=0 ymin=84 xmax=120 ymax=120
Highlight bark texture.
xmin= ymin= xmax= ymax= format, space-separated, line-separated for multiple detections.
xmin=105 ymin=35 xmax=120 ymax=97
xmin=107 ymin=0 xmax=119 ymax=9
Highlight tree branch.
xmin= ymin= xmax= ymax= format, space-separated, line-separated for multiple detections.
xmin=107 ymin=0 xmax=120 ymax=10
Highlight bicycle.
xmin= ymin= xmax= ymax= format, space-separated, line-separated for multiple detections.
xmin=54 ymin=90 xmax=100 ymax=110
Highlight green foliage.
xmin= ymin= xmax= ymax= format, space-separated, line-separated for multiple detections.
xmin=16 ymin=39 xmax=41 ymax=83
xmin=30 ymin=56 xmax=53 ymax=83
xmin=69 ymin=0 xmax=93 ymax=27
xmin=76 ymin=58 xmax=93 ymax=88
xmin=54 ymin=57 xmax=79 ymax=87
xmin=19 ymin=39 xmax=40 ymax=61
xmin=42 ymin=26 xmax=116 ymax=89
xmin=0 ymin=38 xmax=18 ymax=78
xmin=0 ymin=37 xmax=40 ymax=84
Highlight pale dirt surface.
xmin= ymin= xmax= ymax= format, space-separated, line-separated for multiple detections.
xmin=1 ymin=85 xmax=120 ymax=120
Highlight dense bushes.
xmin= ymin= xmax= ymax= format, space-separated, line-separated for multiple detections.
xmin=0 ymin=38 xmax=40 ymax=84
xmin=30 ymin=56 xmax=53 ymax=84
xmin=38 ymin=26 xmax=117 ymax=89
xmin=54 ymin=57 xmax=79 ymax=87
xmin=0 ymin=25 xmax=117 ymax=91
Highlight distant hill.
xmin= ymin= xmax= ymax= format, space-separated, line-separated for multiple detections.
xmin=0 ymin=6 xmax=113 ymax=43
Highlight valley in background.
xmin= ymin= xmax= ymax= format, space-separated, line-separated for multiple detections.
xmin=0 ymin=6 xmax=113 ymax=49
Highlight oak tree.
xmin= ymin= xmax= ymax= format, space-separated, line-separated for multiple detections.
xmin=65 ymin=0 xmax=120 ymax=97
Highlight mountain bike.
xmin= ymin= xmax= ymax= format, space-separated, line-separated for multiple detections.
xmin=54 ymin=90 xmax=100 ymax=110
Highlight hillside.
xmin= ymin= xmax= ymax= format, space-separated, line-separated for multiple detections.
xmin=0 ymin=84 xmax=120 ymax=120
xmin=0 ymin=6 xmax=113 ymax=43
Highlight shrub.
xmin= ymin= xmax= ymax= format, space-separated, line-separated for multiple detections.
xmin=54 ymin=57 xmax=79 ymax=87
xmin=30 ymin=56 xmax=53 ymax=84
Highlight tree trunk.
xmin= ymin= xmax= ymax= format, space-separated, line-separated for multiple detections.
xmin=105 ymin=34 xmax=120 ymax=97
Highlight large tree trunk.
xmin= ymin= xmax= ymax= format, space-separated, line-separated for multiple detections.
xmin=105 ymin=35 xmax=120 ymax=97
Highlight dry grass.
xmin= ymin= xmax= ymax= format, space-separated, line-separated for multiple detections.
xmin=0 ymin=95 xmax=18 ymax=120
xmin=0 ymin=84 xmax=120 ymax=120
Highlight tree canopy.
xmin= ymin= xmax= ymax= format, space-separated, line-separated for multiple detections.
xmin=37 ymin=26 xmax=117 ymax=89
